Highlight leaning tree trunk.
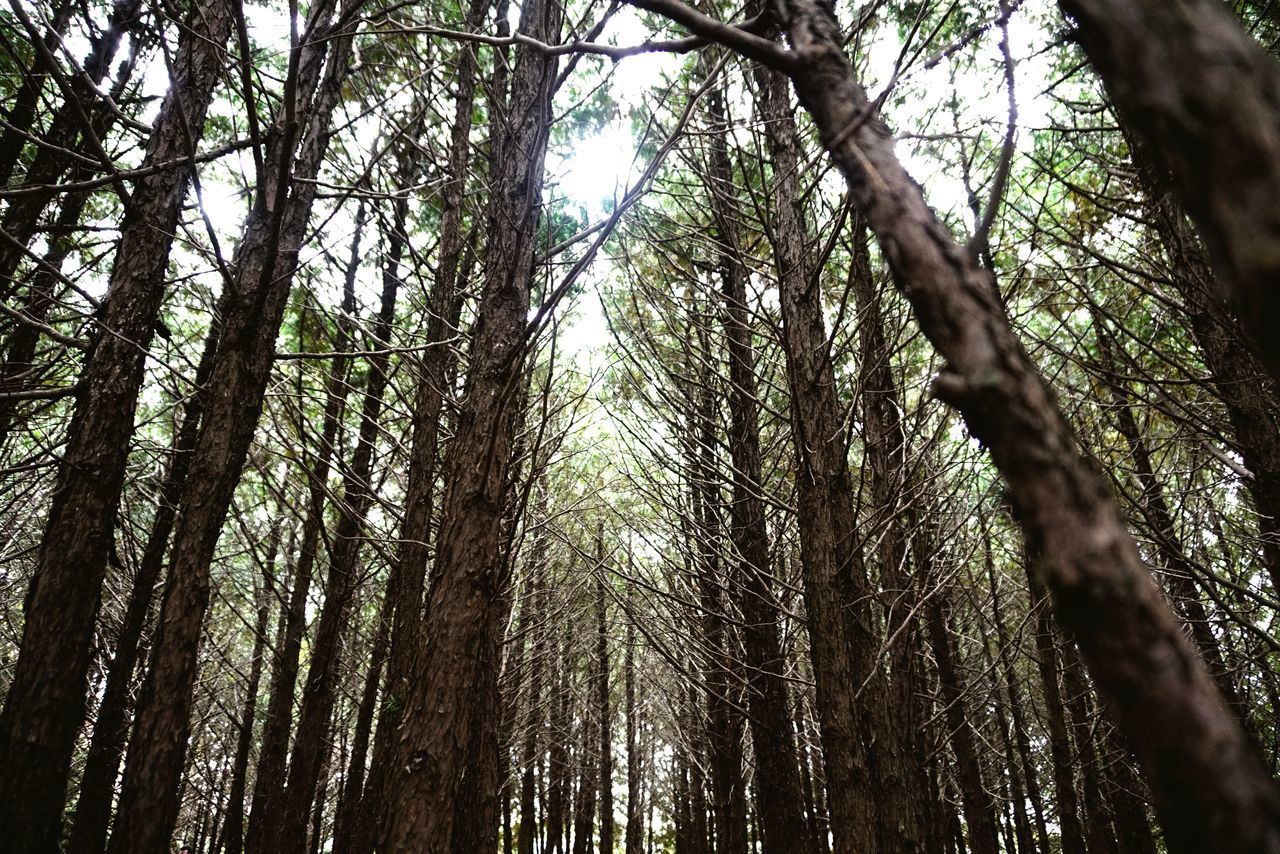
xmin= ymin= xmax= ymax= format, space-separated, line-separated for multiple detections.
xmin=0 ymin=2 xmax=235 ymax=846
xmin=628 ymin=0 xmax=1280 ymax=846
xmin=106 ymin=8 xmax=355 ymax=850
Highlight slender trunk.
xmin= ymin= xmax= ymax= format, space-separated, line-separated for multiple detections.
xmin=986 ymin=535 xmax=1052 ymax=854
xmin=519 ymin=557 xmax=548 ymax=854
xmin=926 ymin=592 xmax=1000 ymax=854
xmin=1060 ymin=637 xmax=1121 ymax=854
xmin=0 ymin=2 xmax=235 ymax=845
xmin=707 ymin=76 xmax=809 ymax=854
xmin=0 ymin=0 xmax=75 ymax=187
xmin=547 ymin=632 xmax=572 ymax=854
xmin=67 ymin=323 xmax=219 ymax=851
xmin=1027 ymin=571 xmax=1087 ymax=854
xmin=625 ymin=594 xmax=644 ymax=854
xmin=596 ymin=561 xmax=615 ymax=854
xmin=217 ymin=533 xmax=277 ymax=854
xmin=1092 ymin=314 xmax=1241 ymax=709
xmin=330 ymin=595 xmax=391 ymax=854
xmin=0 ymin=0 xmax=143 ymax=291
xmin=750 ymin=60 xmax=881 ymax=854
xmin=247 ymin=199 xmax=365 ymax=852
xmin=272 ymin=165 xmax=403 ymax=854
xmin=107 ymin=10 xmax=355 ymax=849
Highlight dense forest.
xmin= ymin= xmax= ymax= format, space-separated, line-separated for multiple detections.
xmin=2 ymin=0 xmax=1280 ymax=851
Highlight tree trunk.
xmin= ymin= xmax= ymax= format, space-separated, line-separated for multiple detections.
xmin=1055 ymin=0 xmax=1280 ymax=379
xmin=379 ymin=0 xmax=559 ymax=843
xmin=0 ymin=2 xmax=235 ymax=846
xmin=748 ymin=58 xmax=885 ymax=854
xmin=706 ymin=75 xmax=810 ymax=854
xmin=217 ymin=532 xmax=277 ymax=854
xmin=67 ymin=322 xmax=219 ymax=852
xmin=250 ymin=200 xmax=365 ymax=853
xmin=107 ymin=9 xmax=355 ymax=849
xmin=628 ymin=0 xmax=1280 ymax=846
xmin=927 ymin=591 xmax=1000 ymax=854
xmin=271 ymin=164 xmax=404 ymax=854
xmin=595 ymin=561 xmax=615 ymax=854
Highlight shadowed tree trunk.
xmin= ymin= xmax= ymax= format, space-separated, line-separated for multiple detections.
xmin=107 ymin=8 xmax=357 ymax=848
xmin=216 ymin=531 xmax=278 ymax=854
xmin=246 ymin=205 xmax=365 ymax=853
xmin=379 ymin=0 xmax=560 ymax=843
xmin=0 ymin=2 xmax=235 ymax=845
xmin=706 ymin=75 xmax=810 ymax=854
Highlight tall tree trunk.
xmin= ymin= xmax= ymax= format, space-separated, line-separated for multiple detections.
xmin=107 ymin=9 xmax=355 ymax=849
xmin=1027 ymin=570 xmax=1087 ymax=854
xmin=217 ymin=531 xmax=277 ymax=854
xmin=271 ymin=164 xmax=404 ymax=854
xmin=706 ymin=76 xmax=810 ymax=854
xmin=67 ymin=322 xmax=219 ymax=852
xmin=846 ymin=213 xmax=937 ymax=854
xmin=0 ymin=0 xmax=143 ymax=291
xmin=247 ymin=198 xmax=366 ymax=852
xmin=0 ymin=0 xmax=74 ymax=187
xmin=547 ymin=631 xmax=573 ymax=854
xmin=519 ymin=554 xmax=549 ymax=854
xmin=628 ymin=0 xmax=1280 ymax=846
xmin=0 ymin=2 xmax=235 ymax=846
xmin=331 ymin=594 xmax=391 ymax=854
xmin=380 ymin=0 xmax=559 ymax=843
xmin=596 ymin=560 xmax=616 ymax=854
xmin=360 ymin=9 xmax=487 ymax=845
xmin=624 ymin=590 xmax=644 ymax=854
xmin=926 ymin=591 xmax=1000 ymax=854
xmin=749 ymin=59 xmax=885 ymax=854
xmin=1060 ymin=637 xmax=1121 ymax=854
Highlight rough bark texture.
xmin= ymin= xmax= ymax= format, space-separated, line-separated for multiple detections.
xmin=0 ymin=3 xmax=234 ymax=846
xmin=629 ymin=0 xmax=1280 ymax=847
xmin=107 ymin=9 xmax=354 ymax=850
xmin=706 ymin=76 xmax=810 ymax=854
xmin=379 ymin=0 xmax=558 ymax=843
xmin=1056 ymin=0 xmax=1280 ymax=380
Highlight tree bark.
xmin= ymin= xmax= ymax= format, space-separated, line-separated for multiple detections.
xmin=379 ymin=0 xmax=559 ymax=843
xmin=0 ymin=2 xmax=234 ymax=846
xmin=249 ymin=199 xmax=366 ymax=852
xmin=107 ymin=8 xmax=355 ymax=849
xmin=627 ymin=0 xmax=1280 ymax=847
